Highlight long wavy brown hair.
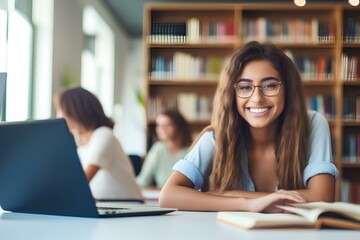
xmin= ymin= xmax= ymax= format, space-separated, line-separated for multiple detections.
xmin=201 ymin=41 xmax=310 ymax=192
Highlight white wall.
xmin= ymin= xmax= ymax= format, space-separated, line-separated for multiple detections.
xmin=33 ymin=0 xmax=54 ymax=119
xmin=117 ymin=38 xmax=146 ymax=156
xmin=52 ymin=0 xmax=83 ymax=93
xmin=82 ymin=0 xmax=146 ymax=156
xmin=48 ymin=0 xmax=146 ymax=156
xmin=82 ymin=0 xmax=130 ymax=105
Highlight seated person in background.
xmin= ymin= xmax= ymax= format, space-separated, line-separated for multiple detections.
xmin=54 ymin=87 xmax=142 ymax=201
xmin=136 ymin=109 xmax=192 ymax=189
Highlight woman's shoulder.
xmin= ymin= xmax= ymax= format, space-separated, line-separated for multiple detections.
xmin=307 ymin=110 xmax=328 ymax=124
xmin=91 ymin=126 xmax=116 ymax=141
xmin=201 ymin=130 xmax=215 ymax=141
xmin=307 ymin=110 xmax=330 ymax=132
xmin=192 ymin=130 xmax=215 ymax=148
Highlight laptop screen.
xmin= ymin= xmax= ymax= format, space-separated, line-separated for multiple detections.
xmin=0 ymin=118 xmax=176 ymax=218
xmin=0 ymin=118 xmax=99 ymax=217
xmin=0 ymin=72 xmax=6 ymax=120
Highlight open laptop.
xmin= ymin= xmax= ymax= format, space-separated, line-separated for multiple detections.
xmin=0 ymin=72 xmax=6 ymax=118
xmin=0 ymin=118 xmax=176 ymax=218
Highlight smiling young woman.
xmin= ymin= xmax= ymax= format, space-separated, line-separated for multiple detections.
xmin=159 ymin=41 xmax=339 ymax=212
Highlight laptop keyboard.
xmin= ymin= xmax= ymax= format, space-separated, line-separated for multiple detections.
xmin=97 ymin=206 xmax=131 ymax=214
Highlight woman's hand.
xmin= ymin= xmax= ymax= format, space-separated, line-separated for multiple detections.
xmin=249 ymin=189 xmax=306 ymax=213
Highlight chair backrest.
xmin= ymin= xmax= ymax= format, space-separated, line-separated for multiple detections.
xmin=128 ymin=155 xmax=142 ymax=176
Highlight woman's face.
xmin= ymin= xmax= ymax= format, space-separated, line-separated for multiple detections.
xmin=234 ymin=59 xmax=285 ymax=130
xmin=155 ymin=114 xmax=177 ymax=141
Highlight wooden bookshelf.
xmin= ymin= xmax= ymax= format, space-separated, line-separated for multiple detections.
xmin=143 ymin=3 xmax=360 ymax=202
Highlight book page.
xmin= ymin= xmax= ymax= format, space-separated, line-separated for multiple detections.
xmin=278 ymin=205 xmax=326 ymax=223
xmin=279 ymin=202 xmax=360 ymax=222
xmin=217 ymin=211 xmax=313 ymax=229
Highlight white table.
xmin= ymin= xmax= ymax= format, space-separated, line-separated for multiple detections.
xmin=1 ymin=209 xmax=359 ymax=240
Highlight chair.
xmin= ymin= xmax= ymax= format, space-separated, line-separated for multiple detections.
xmin=128 ymin=155 xmax=142 ymax=176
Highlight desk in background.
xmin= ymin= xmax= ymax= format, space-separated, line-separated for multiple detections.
xmin=1 ymin=209 xmax=359 ymax=240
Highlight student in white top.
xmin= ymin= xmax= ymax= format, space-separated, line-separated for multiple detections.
xmin=55 ymin=87 xmax=142 ymax=201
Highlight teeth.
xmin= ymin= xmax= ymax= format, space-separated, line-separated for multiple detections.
xmin=249 ymin=108 xmax=268 ymax=113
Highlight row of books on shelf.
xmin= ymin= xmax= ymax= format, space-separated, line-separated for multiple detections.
xmin=342 ymin=53 xmax=360 ymax=81
xmin=149 ymin=22 xmax=186 ymax=43
xmin=148 ymin=17 xmax=360 ymax=44
xmin=343 ymin=93 xmax=360 ymax=120
xmin=150 ymin=51 xmax=335 ymax=81
xmin=149 ymin=19 xmax=235 ymax=43
xmin=186 ymin=18 xmax=236 ymax=43
xmin=306 ymin=94 xmax=336 ymax=120
xmin=342 ymin=134 xmax=360 ymax=164
xmin=242 ymin=18 xmax=335 ymax=43
xmin=343 ymin=18 xmax=360 ymax=43
xmin=341 ymin=179 xmax=360 ymax=204
xmin=150 ymin=53 xmax=225 ymax=80
xmin=148 ymin=94 xmax=213 ymax=121
xmin=292 ymin=55 xmax=334 ymax=81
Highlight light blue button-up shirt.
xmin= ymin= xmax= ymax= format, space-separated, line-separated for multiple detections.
xmin=173 ymin=110 xmax=339 ymax=191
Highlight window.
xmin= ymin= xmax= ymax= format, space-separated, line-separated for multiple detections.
xmin=82 ymin=6 xmax=114 ymax=116
xmin=1 ymin=0 xmax=33 ymax=121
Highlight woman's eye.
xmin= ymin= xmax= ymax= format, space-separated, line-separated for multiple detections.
xmin=239 ymin=85 xmax=252 ymax=90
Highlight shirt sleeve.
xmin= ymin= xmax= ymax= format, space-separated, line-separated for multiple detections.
xmin=303 ymin=111 xmax=339 ymax=187
xmin=172 ymin=131 xmax=215 ymax=190
xmin=136 ymin=142 xmax=160 ymax=188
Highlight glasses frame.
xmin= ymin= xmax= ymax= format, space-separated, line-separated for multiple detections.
xmin=233 ymin=81 xmax=282 ymax=99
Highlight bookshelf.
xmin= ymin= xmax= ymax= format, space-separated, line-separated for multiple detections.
xmin=143 ymin=3 xmax=360 ymax=202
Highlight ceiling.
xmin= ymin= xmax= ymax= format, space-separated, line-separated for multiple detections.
xmin=102 ymin=0 xmax=354 ymax=37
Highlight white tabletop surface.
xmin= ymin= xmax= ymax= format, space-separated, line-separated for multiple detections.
xmin=1 ymin=208 xmax=359 ymax=240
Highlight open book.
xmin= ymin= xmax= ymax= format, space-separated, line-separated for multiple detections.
xmin=217 ymin=202 xmax=360 ymax=230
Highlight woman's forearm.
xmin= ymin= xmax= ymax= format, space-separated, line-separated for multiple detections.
xmin=160 ymin=184 xmax=251 ymax=211
xmin=159 ymin=172 xmax=306 ymax=212
xmin=159 ymin=172 xmax=252 ymax=211
xmin=208 ymin=190 xmax=269 ymax=199
xmin=213 ymin=174 xmax=336 ymax=203
xmin=85 ymin=164 xmax=100 ymax=182
xmin=295 ymin=174 xmax=336 ymax=202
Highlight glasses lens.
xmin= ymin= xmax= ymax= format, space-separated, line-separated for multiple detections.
xmin=261 ymin=80 xmax=280 ymax=96
xmin=235 ymin=83 xmax=254 ymax=98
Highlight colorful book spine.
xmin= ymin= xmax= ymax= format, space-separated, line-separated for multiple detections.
xmin=242 ymin=17 xmax=335 ymax=43
xmin=149 ymin=22 xmax=187 ymax=43
xmin=343 ymin=18 xmax=360 ymax=43
xmin=286 ymin=50 xmax=334 ymax=81
xmin=306 ymin=94 xmax=336 ymax=120
xmin=342 ymin=53 xmax=360 ymax=81
xmin=148 ymin=94 xmax=213 ymax=121
xmin=150 ymin=53 xmax=224 ymax=80
xmin=342 ymin=93 xmax=360 ymax=121
xmin=342 ymin=133 xmax=360 ymax=164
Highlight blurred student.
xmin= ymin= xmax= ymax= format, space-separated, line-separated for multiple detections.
xmin=54 ymin=87 xmax=142 ymax=201
xmin=136 ymin=109 xmax=192 ymax=189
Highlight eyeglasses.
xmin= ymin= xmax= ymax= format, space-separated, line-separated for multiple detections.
xmin=233 ymin=80 xmax=282 ymax=98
